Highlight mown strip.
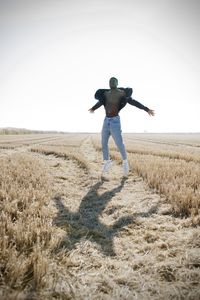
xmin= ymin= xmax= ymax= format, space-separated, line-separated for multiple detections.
xmin=31 ymin=146 xmax=90 ymax=172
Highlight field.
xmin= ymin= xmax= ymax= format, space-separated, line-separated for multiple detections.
xmin=0 ymin=132 xmax=200 ymax=299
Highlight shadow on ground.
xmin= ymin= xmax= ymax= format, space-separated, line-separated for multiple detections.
xmin=53 ymin=177 xmax=158 ymax=256
xmin=54 ymin=178 xmax=133 ymax=255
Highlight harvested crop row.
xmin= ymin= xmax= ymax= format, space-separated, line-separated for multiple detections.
xmin=92 ymin=137 xmax=200 ymax=164
xmin=111 ymin=150 xmax=200 ymax=223
xmin=92 ymin=137 xmax=200 ymax=223
xmin=0 ymin=153 xmax=60 ymax=298
xmin=31 ymin=145 xmax=90 ymax=172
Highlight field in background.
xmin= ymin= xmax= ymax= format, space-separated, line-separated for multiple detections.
xmin=0 ymin=132 xmax=200 ymax=299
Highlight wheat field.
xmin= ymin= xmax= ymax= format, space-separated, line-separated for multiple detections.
xmin=0 ymin=133 xmax=200 ymax=299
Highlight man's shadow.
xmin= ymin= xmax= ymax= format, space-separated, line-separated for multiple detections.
xmin=53 ymin=177 xmax=134 ymax=256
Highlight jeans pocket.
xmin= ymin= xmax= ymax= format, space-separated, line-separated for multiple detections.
xmin=112 ymin=119 xmax=120 ymax=126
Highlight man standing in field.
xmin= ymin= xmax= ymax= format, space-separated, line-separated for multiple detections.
xmin=89 ymin=77 xmax=155 ymax=177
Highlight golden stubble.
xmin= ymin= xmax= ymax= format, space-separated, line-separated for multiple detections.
xmin=0 ymin=133 xmax=200 ymax=299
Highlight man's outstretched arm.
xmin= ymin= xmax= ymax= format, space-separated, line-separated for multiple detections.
xmin=127 ymin=98 xmax=155 ymax=116
xmin=88 ymin=101 xmax=103 ymax=113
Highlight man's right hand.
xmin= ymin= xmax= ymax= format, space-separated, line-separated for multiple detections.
xmin=148 ymin=109 xmax=155 ymax=116
xmin=88 ymin=108 xmax=94 ymax=113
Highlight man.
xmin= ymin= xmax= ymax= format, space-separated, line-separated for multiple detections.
xmin=89 ymin=77 xmax=155 ymax=176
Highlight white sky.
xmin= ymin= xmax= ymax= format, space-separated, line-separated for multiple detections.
xmin=1 ymin=0 xmax=200 ymax=133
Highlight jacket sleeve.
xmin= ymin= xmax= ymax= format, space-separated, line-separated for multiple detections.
xmin=127 ymin=97 xmax=149 ymax=112
xmin=90 ymin=101 xmax=103 ymax=111
xmin=124 ymin=88 xmax=133 ymax=97
xmin=94 ymin=89 xmax=109 ymax=101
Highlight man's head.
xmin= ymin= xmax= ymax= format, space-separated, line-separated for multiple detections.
xmin=109 ymin=77 xmax=118 ymax=89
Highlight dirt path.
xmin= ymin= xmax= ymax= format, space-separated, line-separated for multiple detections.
xmin=31 ymin=136 xmax=200 ymax=299
xmin=1 ymin=136 xmax=200 ymax=299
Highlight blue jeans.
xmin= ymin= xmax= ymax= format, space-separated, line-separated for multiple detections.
xmin=101 ymin=116 xmax=127 ymax=161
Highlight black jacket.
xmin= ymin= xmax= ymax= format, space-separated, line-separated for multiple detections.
xmin=92 ymin=88 xmax=149 ymax=113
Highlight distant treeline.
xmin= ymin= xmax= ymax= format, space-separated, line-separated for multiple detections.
xmin=0 ymin=128 xmax=65 ymax=135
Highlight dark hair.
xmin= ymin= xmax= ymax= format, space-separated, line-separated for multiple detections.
xmin=110 ymin=77 xmax=118 ymax=81
xmin=110 ymin=77 xmax=118 ymax=83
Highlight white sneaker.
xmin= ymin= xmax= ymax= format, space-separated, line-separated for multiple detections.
xmin=102 ymin=160 xmax=112 ymax=174
xmin=122 ymin=159 xmax=129 ymax=176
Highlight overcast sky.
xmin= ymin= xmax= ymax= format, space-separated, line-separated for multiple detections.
xmin=1 ymin=0 xmax=200 ymax=132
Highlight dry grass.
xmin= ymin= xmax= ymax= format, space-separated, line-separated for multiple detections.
xmin=92 ymin=133 xmax=200 ymax=224
xmin=0 ymin=153 xmax=57 ymax=298
xmin=1 ymin=133 xmax=200 ymax=299
xmin=31 ymin=145 xmax=90 ymax=172
xmin=0 ymin=128 xmax=64 ymax=135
